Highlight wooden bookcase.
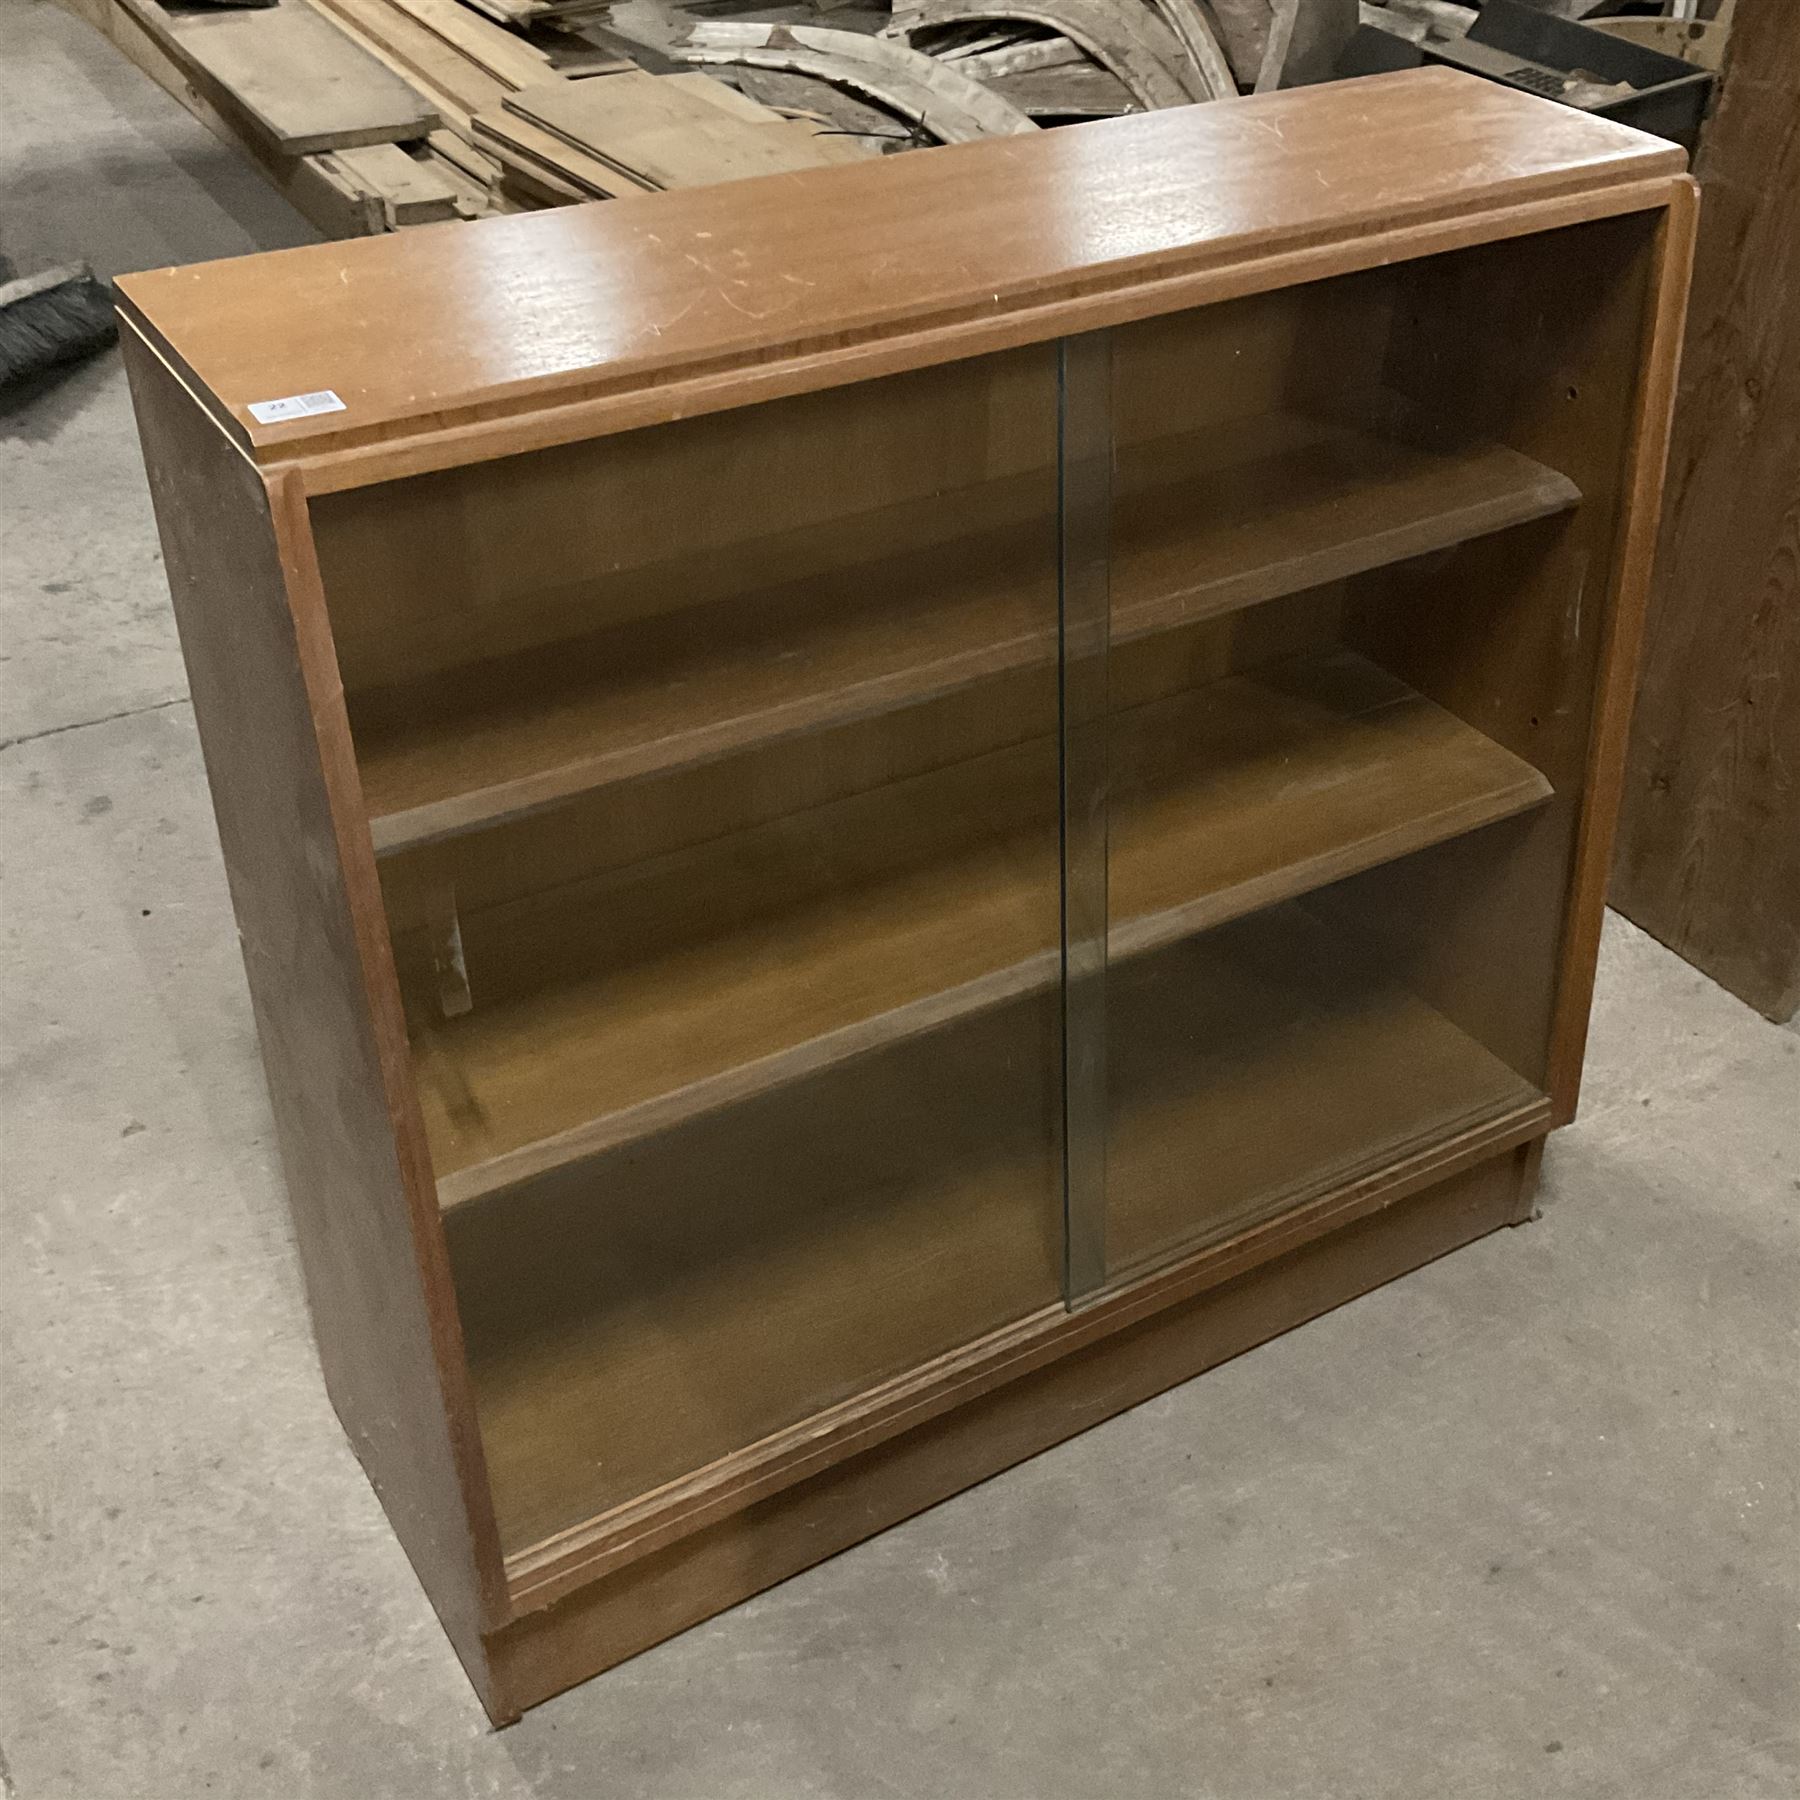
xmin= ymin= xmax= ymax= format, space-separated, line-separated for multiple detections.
xmin=116 ymin=69 xmax=1695 ymax=1722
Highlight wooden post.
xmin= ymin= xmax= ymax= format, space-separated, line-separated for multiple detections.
xmin=1612 ymin=0 xmax=1800 ymax=1022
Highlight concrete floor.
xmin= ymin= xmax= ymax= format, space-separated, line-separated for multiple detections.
xmin=2 ymin=5 xmax=1797 ymax=1795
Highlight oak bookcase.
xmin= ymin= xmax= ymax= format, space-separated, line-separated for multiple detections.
xmin=117 ymin=68 xmax=1695 ymax=1721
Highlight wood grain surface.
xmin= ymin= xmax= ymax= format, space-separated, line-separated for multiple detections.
xmin=113 ymin=74 xmax=1693 ymax=1721
xmin=1613 ymin=0 xmax=1800 ymax=1022
xmin=117 ymin=324 xmax=511 ymax=1704
xmin=148 ymin=0 xmax=439 ymax=154
xmin=351 ymin=410 xmax=1573 ymax=851
xmin=410 ymin=650 xmax=1548 ymax=1206
xmin=112 ymin=69 xmax=1684 ymax=487
xmin=449 ymin=900 xmax=1542 ymax=1554
xmin=491 ymin=1132 xmax=1546 ymax=1659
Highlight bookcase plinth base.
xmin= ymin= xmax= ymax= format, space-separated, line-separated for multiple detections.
xmin=480 ymin=1137 xmax=1541 ymax=1724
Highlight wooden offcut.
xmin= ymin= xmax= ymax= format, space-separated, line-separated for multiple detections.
xmin=679 ymin=20 xmax=1040 ymax=141
xmin=326 ymin=143 xmax=461 ymax=224
xmin=892 ymin=0 xmax=1206 ymax=107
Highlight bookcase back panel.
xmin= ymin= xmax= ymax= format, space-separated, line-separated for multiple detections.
xmin=311 ymin=347 xmax=1060 ymax=695
xmin=1109 ymin=266 xmax=1398 ymax=444
xmin=307 ymin=285 xmax=1375 ymax=702
xmin=371 ymin=587 xmax=1343 ymax=938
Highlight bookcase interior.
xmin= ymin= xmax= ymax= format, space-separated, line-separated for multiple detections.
xmin=306 ymin=209 xmax=1659 ymax=1563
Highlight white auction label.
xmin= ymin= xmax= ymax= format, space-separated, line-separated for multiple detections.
xmin=247 ymin=389 xmax=347 ymax=424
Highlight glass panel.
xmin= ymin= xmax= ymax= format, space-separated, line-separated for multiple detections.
xmin=311 ymin=348 xmax=1068 ymax=1555
xmin=1089 ymin=248 xmax=1589 ymax=1284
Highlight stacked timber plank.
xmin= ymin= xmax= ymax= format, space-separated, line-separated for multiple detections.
xmin=472 ymin=69 xmax=868 ymax=204
xmin=65 ymin=0 xmax=485 ymax=232
xmin=66 ymin=0 xmax=895 ymax=233
xmin=67 ymin=0 xmax=1464 ymax=238
xmin=146 ymin=0 xmax=439 ymax=152
xmin=307 ymin=0 xmax=567 ymax=122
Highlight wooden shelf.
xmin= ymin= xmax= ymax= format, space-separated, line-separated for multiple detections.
xmin=415 ymin=648 xmax=1552 ymax=1206
xmin=356 ymin=409 xmax=1578 ymax=853
xmin=446 ymin=900 xmax=1546 ymax=1556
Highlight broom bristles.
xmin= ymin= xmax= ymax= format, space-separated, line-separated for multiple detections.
xmin=0 ymin=264 xmax=119 ymax=389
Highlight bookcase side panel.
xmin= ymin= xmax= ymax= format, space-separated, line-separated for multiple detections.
xmin=120 ymin=325 xmax=510 ymax=1707
xmin=1548 ymin=183 xmax=1700 ymax=1116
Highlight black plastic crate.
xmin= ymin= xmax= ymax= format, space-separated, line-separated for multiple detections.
xmin=1340 ymin=1 xmax=1715 ymax=151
